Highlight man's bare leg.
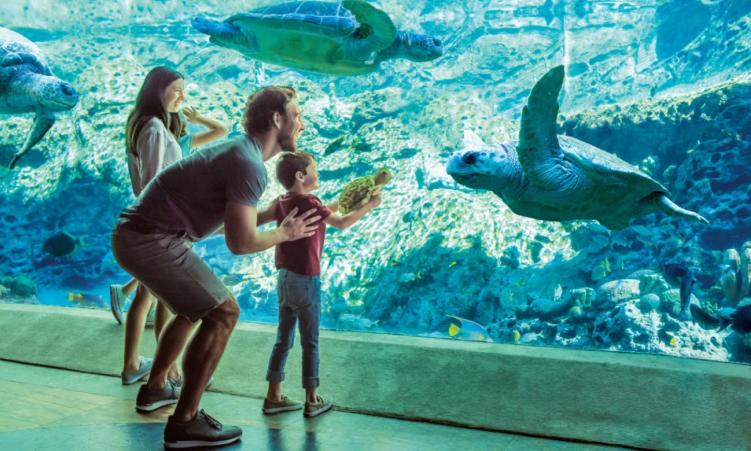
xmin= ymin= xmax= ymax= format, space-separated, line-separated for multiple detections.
xmin=171 ymin=295 xmax=240 ymax=423
xmin=145 ymin=313 xmax=196 ymax=390
xmin=123 ymin=284 xmax=154 ymax=373
xmin=154 ymin=301 xmax=181 ymax=382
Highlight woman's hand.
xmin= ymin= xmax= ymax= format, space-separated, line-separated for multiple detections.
xmin=182 ymin=106 xmax=201 ymax=124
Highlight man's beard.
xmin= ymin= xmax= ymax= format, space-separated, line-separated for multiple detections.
xmin=278 ymin=133 xmax=296 ymax=152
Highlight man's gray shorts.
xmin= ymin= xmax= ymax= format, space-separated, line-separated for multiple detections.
xmin=111 ymin=226 xmax=230 ymax=323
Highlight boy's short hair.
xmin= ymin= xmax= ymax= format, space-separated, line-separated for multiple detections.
xmin=243 ymin=86 xmax=297 ymax=135
xmin=276 ymin=151 xmax=315 ymax=189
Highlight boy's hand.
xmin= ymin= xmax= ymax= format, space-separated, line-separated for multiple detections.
xmin=280 ymin=207 xmax=320 ymax=241
xmin=367 ymin=188 xmax=382 ymax=209
xmin=182 ymin=106 xmax=202 ymax=124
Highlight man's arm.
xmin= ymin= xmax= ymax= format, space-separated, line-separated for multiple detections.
xmin=257 ymin=196 xmax=281 ymax=227
xmin=224 ymin=201 xmax=320 ymax=255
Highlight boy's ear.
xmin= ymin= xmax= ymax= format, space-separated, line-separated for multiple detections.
xmin=295 ymin=170 xmax=305 ymax=182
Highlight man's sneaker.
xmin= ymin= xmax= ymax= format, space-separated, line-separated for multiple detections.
xmin=304 ymin=394 xmax=333 ymax=418
xmin=164 ymin=409 xmax=242 ymax=449
xmin=135 ymin=379 xmax=180 ymax=412
xmin=109 ymin=285 xmax=126 ymax=325
xmin=168 ymin=376 xmax=213 ymax=390
xmin=121 ymin=356 xmax=153 ymax=385
xmin=262 ymin=395 xmax=304 ymax=414
xmin=145 ymin=303 xmax=156 ymax=327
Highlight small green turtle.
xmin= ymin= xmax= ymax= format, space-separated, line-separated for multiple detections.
xmin=337 ymin=167 xmax=391 ymax=214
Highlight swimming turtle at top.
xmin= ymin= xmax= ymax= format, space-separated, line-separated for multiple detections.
xmin=0 ymin=27 xmax=79 ymax=169
xmin=191 ymin=0 xmax=443 ymax=76
xmin=338 ymin=167 xmax=391 ymax=214
xmin=445 ymin=65 xmax=709 ymax=231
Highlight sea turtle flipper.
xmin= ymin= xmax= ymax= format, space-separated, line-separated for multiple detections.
xmin=191 ymin=16 xmax=256 ymax=53
xmin=1 ymin=52 xmax=50 ymax=74
xmin=630 ymin=192 xmax=709 ymax=225
xmin=517 ymin=65 xmax=580 ymax=192
xmin=9 ymin=111 xmax=55 ymax=169
xmin=343 ymin=0 xmax=398 ymax=51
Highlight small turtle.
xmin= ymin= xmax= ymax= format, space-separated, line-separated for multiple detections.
xmin=0 ymin=27 xmax=78 ymax=169
xmin=191 ymin=0 xmax=443 ymax=76
xmin=446 ymin=65 xmax=709 ymax=231
xmin=338 ymin=167 xmax=391 ymax=214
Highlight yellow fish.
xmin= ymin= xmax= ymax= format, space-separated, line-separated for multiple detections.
xmin=417 ymin=271 xmax=422 ymax=279
xmin=670 ymin=337 xmax=678 ymax=347
xmin=68 ymin=293 xmax=83 ymax=301
xmin=449 ymin=262 xmax=457 ymax=268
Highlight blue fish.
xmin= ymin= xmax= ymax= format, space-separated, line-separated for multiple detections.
xmin=664 ymin=263 xmax=696 ymax=322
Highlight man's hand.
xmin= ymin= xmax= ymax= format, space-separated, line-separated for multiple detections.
xmin=182 ymin=106 xmax=201 ymax=124
xmin=280 ymin=207 xmax=321 ymax=241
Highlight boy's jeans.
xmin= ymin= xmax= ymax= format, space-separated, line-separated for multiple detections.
xmin=266 ymin=269 xmax=321 ymax=389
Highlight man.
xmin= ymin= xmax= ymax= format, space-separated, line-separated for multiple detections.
xmin=112 ymin=86 xmax=317 ymax=449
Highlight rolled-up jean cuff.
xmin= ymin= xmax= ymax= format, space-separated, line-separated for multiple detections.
xmin=302 ymin=377 xmax=320 ymax=389
xmin=266 ymin=370 xmax=285 ymax=382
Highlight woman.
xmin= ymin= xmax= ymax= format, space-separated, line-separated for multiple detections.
xmin=117 ymin=66 xmax=228 ymax=386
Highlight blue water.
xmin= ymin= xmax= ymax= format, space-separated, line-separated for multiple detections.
xmin=1 ymin=0 xmax=751 ymax=364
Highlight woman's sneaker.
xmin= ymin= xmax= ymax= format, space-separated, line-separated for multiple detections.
xmin=135 ymin=379 xmax=180 ymax=412
xmin=121 ymin=356 xmax=153 ymax=385
xmin=164 ymin=409 xmax=242 ymax=449
xmin=304 ymin=394 xmax=333 ymax=418
xmin=109 ymin=285 xmax=126 ymax=325
xmin=262 ymin=395 xmax=304 ymax=414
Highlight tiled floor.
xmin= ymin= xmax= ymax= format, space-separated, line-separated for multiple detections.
xmin=0 ymin=360 xmax=634 ymax=450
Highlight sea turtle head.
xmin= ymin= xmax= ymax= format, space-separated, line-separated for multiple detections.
xmin=446 ymin=134 xmax=519 ymax=194
xmin=391 ymin=31 xmax=443 ymax=62
xmin=33 ymin=75 xmax=78 ymax=112
xmin=373 ymin=168 xmax=392 ymax=186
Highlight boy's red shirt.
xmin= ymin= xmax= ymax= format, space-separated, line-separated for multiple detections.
xmin=274 ymin=193 xmax=333 ymax=276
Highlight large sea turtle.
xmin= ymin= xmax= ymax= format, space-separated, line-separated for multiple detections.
xmin=191 ymin=0 xmax=443 ymax=76
xmin=445 ymin=65 xmax=709 ymax=231
xmin=0 ymin=27 xmax=78 ymax=169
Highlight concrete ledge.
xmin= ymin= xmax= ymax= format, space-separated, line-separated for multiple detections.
xmin=0 ymin=303 xmax=748 ymax=451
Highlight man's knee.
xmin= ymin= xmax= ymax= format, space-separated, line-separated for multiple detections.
xmin=205 ymin=295 xmax=240 ymax=329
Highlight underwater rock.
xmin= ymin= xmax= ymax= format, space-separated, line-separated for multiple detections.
xmin=4 ymin=275 xmax=36 ymax=298
xmin=567 ymin=305 xmax=586 ymax=324
xmin=638 ymin=273 xmax=671 ymax=298
xmin=660 ymin=289 xmax=700 ymax=317
xmin=720 ymin=265 xmax=738 ymax=307
xmin=741 ymin=242 xmax=751 ymax=299
xmin=0 ymin=284 xmax=7 ymax=298
xmin=525 ymin=298 xmax=574 ymax=322
xmin=638 ymin=293 xmax=661 ymax=313
xmin=570 ymin=287 xmax=596 ymax=308
xmin=596 ymin=279 xmax=640 ymax=309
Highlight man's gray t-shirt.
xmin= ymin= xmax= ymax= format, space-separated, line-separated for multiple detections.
xmin=118 ymin=135 xmax=267 ymax=242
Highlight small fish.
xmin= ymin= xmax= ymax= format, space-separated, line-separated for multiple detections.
xmin=670 ymin=337 xmax=678 ymax=347
xmin=721 ymin=128 xmax=741 ymax=142
xmin=664 ymin=263 xmax=696 ymax=322
xmin=590 ymin=234 xmax=610 ymax=249
xmin=553 ymin=284 xmax=563 ymax=302
xmin=445 ymin=315 xmax=493 ymax=342
xmin=417 ymin=271 xmax=422 ymax=279
xmin=221 ymin=274 xmax=245 ymax=286
xmin=337 ymin=313 xmax=380 ymax=329
xmin=610 ymin=234 xmax=631 ymax=248
xmin=630 ymin=225 xmax=655 ymax=237
xmin=588 ymin=222 xmax=611 ymax=235
xmin=514 ymin=280 xmax=526 ymax=288
xmin=510 ymin=330 xmax=521 ymax=342
xmin=591 ymin=258 xmax=611 ymax=281
xmin=636 ymin=235 xmax=657 ymax=247
xmin=44 ymin=231 xmax=84 ymax=257
xmin=68 ymin=292 xmax=107 ymax=309
xmin=399 ymin=273 xmax=417 ymax=283
xmin=617 ymin=259 xmax=625 ymax=270
xmin=448 ymin=261 xmax=458 ymax=268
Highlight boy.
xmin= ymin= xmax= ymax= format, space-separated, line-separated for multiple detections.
xmin=262 ymin=151 xmax=382 ymax=418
